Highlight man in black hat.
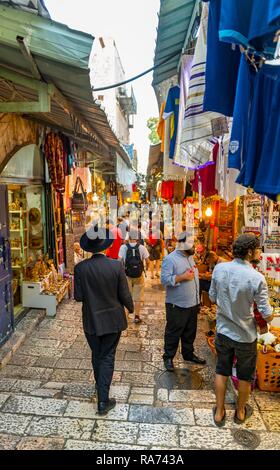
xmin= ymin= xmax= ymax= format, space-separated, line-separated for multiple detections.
xmin=74 ymin=224 xmax=134 ymax=415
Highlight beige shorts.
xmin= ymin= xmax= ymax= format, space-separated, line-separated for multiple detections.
xmin=127 ymin=275 xmax=144 ymax=302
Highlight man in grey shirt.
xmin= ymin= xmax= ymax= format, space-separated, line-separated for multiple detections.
xmin=161 ymin=233 xmax=206 ymax=372
xmin=209 ymin=234 xmax=273 ymax=427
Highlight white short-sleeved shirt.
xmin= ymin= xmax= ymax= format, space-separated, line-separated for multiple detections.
xmin=118 ymin=243 xmax=149 ymax=262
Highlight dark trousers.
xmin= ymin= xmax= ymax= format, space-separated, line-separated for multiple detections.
xmin=85 ymin=331 xmax=121 ymax=402
xmin=163 ymin=303 xmax=200 ymax=360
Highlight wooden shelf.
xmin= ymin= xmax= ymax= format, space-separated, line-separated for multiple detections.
xmin=9 ymin=210 xmax=27 ymax=214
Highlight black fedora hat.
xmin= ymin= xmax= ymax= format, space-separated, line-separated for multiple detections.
xmin=80 ymin=224 xmax=114 ymax=254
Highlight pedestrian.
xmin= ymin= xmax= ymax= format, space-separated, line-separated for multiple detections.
xmin=209 ymin=234 xmax=274 ymax=427
xmin=74 ymin=224 xmax=134 ymax=415
xmin=146 ymin=229 xmax=162 ymax=279
xmin=105 ymin=219 xmax=123 ymax=260
xmin=118 ymin=232 xmax=149 ymax=324
xmin=161 ymin=232 xmax=206 ymax=371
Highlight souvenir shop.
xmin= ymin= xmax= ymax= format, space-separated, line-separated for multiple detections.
xmin=152 ymin=0 xmax=280 ymax=391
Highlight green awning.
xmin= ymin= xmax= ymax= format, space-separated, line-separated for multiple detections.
xmin=153 ymin=0 xmax=199 ymax=87
xmin=0 ymin=5 xmax=131 ymax=167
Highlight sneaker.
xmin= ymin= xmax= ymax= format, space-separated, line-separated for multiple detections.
xmin=97 ymin=398 xmax=116 ymax=415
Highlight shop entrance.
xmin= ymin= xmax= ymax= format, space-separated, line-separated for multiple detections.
xmin=0 ymin=144 xmax=45 ymax=321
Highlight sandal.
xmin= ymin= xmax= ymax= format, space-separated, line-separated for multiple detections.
xmin=234 ymin=404 xmax=253 ymax=424
xmin=134 ymin=316 xmax=142 ymax=324
xmin=212 ymin=406 xmax=226 ymax=428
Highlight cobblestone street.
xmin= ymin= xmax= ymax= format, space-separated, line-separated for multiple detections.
xmin=0 ymin=278 xmax=279 ymax=450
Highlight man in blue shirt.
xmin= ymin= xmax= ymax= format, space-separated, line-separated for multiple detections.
xmin=161 ymin=233 xmax=206 ymax=372
xmin=209 ymin=234 xmax=274 ymax=427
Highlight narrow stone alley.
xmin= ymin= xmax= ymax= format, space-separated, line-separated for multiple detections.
xmin=0 ymin=278 xmax=279 ymax=450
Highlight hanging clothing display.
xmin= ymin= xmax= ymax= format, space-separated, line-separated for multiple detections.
xmin=191 ymin=143 xmax=219 ymax=197
xmin=163 ymin=116 xmax=186 ymax=180
xmin=44 ymin=132 xmax=65 ymax=192
xmin=218 ymin=0 xmax=280 ymax=54
xmin=163 ymin=85 xmax=180 ymax=159
xmin=229 ymin=57 xmax=280 ymax=200
xmin=174 ymin=55 xmax=193 ymax=168
xmin=180 ymin=2 xmax=223 ymax=167
xmin=157 ymin=101 xmax=166 ymax=153
xmin=173 ymin=180 xmax=186 ymax=203
xmin=161 ymin=181 xmax=174 ymax=202
xmin=203 ymin=0 xmax=241 ymax=117
xmin=215 ymin=139 xmax=246 ymax=203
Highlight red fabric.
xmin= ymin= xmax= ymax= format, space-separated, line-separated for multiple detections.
xmin=132 ymin=183 xmax=137 ymax=192
xmin=106 ymin=227 xmax=123 ymax=259
xmin=161 ymin=181 xmax=174 ymax=201
xmin=147 ymin=233 xmax=160 ymax=247
xmin=191 ymin=143 xmax=219 ymax=197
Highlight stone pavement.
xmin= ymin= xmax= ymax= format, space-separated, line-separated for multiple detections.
xmin=0 ymin=277 xmax=279 ymax=450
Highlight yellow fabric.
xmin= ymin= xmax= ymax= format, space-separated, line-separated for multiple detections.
xmin=157 ymin=101 xmax=166 ymax=152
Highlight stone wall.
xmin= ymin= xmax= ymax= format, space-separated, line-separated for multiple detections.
xmin=0 ymin=114 xmax=38 ymax=172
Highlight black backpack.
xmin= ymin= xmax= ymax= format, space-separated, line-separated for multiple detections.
xmin=125 ymin=243 xmax=144 ymax=278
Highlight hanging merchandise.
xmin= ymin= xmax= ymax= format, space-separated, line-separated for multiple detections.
xmin=161 ymin=181 xmax=174 ymax=202
xmin=191 ymin=143 xmax=219 ymax=198
xmin=229 ymin=55 xmax=280 ymax=200
xmin=202 ymin=0 xmax=241 ymax=117
xmin=71 ymin=176 xmax=88 ymax=211
xmin=218 ymin=0 xmax=280 ymax=55
xmin=244 ymin=195 xmax=262 ymax=229
xmin=180 ymin=2 xmax=225 ymax=167
xmin=163 ymin=85 xmax=180 ymax=159
xmin=44 ymin=133 xmax=65 ymax=191
xmin=163 ymin=115 xmax=186 ymax=180
xmin=215 ymin=138 xmax=246 ymax=203
xmin=156 ymin=101 xmax=166 ymax=153
xmin=198 ymin=179 xmax=202 ymax=220
xmin=174 ymin=55 xmax=193 ymax=168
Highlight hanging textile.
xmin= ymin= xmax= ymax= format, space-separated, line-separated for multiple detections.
xmin=173 ymin=181 xmax=186 ymax=203
xmin=163 ymin=85 xmax=180 ymax=159
xmin=163 ymin=116 xmax=186 ymax=180
xmin=161 ymin=181 xmax=174 ymax=202
xmin=44 ymin=132 xmax=65 ymax=191
xmin=191 ymin=143 xmax=219 ymax=197
xmin=202 ymin=0 xmax=241 ymax=117
xmin=174 ymin=55 xmax=193 ymax=168
xmin=218 ymin=0 xmax=280 ymax=55
xmin=215 ymin=138 xmax=246 ymax=203
xmin=180 ymin=2 xmax=223 ymax=167
xmin=157 ymin=101 xmax=166 ymax=153
xmin=229 ymin=56 xmax=280 ymax=200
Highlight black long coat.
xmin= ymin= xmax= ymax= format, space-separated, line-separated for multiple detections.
xmin=74 ymin=254 xmax=134 ymax=336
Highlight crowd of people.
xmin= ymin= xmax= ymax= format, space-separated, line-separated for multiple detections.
xmin=73 ymin=216 xmax=274 ymax=425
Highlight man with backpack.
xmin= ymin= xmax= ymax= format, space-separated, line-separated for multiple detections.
xmin=118 ymin=233 xmax=149 ymax=323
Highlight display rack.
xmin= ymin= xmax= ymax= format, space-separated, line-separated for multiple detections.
xmin=22 ymin=271 xmax=70 ymax=317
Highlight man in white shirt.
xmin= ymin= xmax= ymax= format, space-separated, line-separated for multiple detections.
xmin=119 ymin=234 xmax=149 ymax=323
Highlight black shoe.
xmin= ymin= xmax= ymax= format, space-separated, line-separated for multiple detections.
xmin=164 ymin=358 xmax=174 ymax=372
xmin=97 ymin=398 xmax=116 ymax=415
xmin=184 ymin=354 xmax=206 ymax=365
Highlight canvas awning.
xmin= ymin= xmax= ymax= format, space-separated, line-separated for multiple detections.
xmin=0 ymin=4 xmax=131 ymax=168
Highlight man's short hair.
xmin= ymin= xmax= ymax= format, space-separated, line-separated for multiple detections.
xmin=232 ymin=234 xmax=260 ymax=260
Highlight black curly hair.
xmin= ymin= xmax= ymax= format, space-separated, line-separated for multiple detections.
xmin=232 ymin=234 xmax=260 ymax=260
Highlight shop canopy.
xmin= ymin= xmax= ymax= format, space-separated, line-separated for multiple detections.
xmin=153 ymin=0 xmax=199 ymax=88
xmin=0 ymin=4 xmax=131 ymax=168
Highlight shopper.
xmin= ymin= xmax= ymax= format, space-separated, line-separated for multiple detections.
xmin=74 ymin=224 xmax=134 ymax=415
xmin=105 ymin=220 xmax=123 ymax=260
xmin=118 ymin=232 xmax=149 ymax=323
xmin=146 ymin=229 xmax=162 ymax=279
xmin=161 ymin=232 xmax=206 ymax=371
xmin=209 ymin=234 xmax=274 ymax=427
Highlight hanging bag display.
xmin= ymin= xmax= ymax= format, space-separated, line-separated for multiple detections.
xmin=71 ymin=176 xmax=88 ymax=211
